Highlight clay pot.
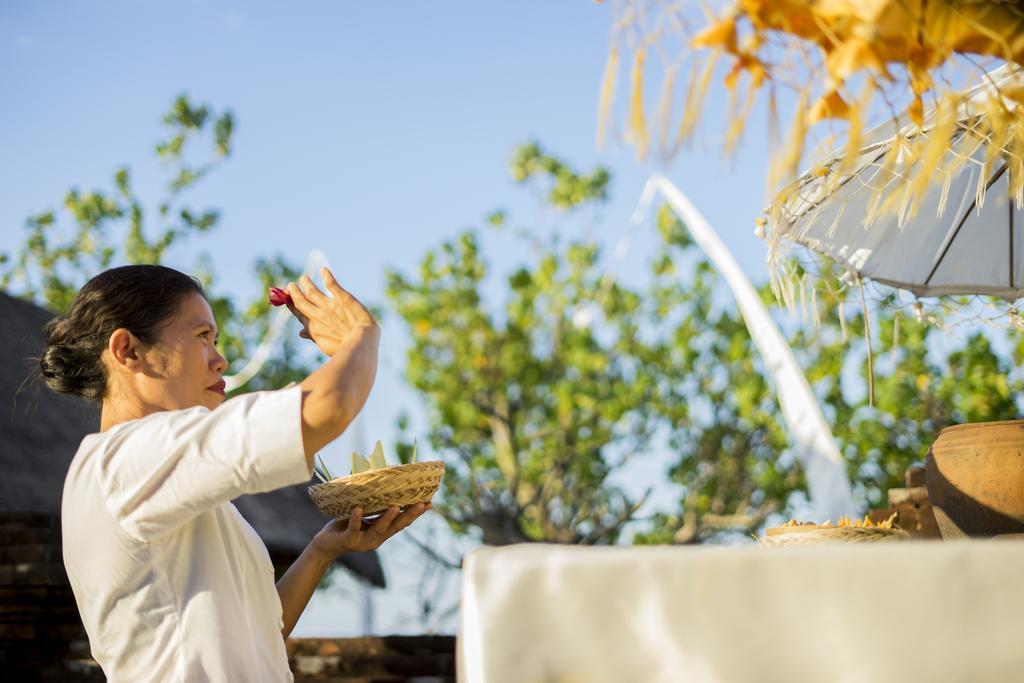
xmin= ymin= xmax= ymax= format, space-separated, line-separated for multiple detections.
xmin=925 ymin=420 xmax=1024 ymax=539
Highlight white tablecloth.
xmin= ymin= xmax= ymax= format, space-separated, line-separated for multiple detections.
xmin=458 ymin=541 xmax=1024 ymax=683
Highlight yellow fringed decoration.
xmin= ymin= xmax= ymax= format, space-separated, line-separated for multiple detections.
xmin=675 ymin=51 xmax=719 ymax=150
xmin=1008 ymin=118 xmax=1024 ymax=207
xmin=691 ymin=13 xmax=738 ymax=53
xmin=655 ymin=64 xmax=679 ymax=158
xmin=767 ymin=87 xmax=780 ymax=145
xmin=825 ymin=202 xmax=846 ymax=240
xmin=976 ymin=97 xmax=1006 ymax=210
xmin=596 ymin=46 xmax=620 ymax=151
xmin=872 ymin=131 xmax=903 ymax=206
xmin=858 ymin=277 xmax=875 ymax=408
xmin=769 ymin=91 xmax=808 ymax=192
xmin=907 ymin=94 xmax=925 ymax=128
xmin=842 ymin=89 xmax=874 ymax=191
xmin=937 ymin=171 xmax=953 ymax=220
xmin=626 ymin=46 xmax=650 ymax=161
xmin=606 ymin=0 xmax=1024 ymax=221
xmin=906 ymin=93 xmax=959 ymax=221
xmin=724 ymin=75 xmax=759 ymax=155
xmin=807 ymin=90 xmax=850 ymax=124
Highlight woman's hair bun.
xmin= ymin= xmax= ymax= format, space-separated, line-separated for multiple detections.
xmin=39 ymin=336 xmax=107 ymax=401
xmin=38 ymin=264 xmax=204 ymax=401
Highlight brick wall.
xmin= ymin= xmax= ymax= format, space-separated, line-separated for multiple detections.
xmin=288 ymin=636 xmax=456 ymax=682
xmin=0 ymin=512 xmax=102 ymax=682
xmin=0 ymin=512 xmax=455 ymax=682
xmin=867 ymin=465 xmax=942 ymax=539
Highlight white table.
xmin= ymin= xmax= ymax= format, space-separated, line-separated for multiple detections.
xmin=458 ymin=541 xmax=1024 ymax=683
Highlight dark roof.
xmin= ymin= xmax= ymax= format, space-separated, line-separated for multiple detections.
xmin=0 ymin=290 xmax=98 ymax=514
xmin=235 ymin=488 xmax=384 ymax=587
xmin=0 ymin=290 xmax=384 ymax=587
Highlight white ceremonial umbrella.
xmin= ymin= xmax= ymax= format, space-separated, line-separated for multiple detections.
xmin=765 ymin=64 xmax=1024 ymax=302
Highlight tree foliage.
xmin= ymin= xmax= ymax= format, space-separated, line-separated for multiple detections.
xmin=387 ymin=143 xmax=799 ymax=545
xmin=388 ymin=142 xmax=1023 ymax=547
xmin=7 ymin=102 xmax=1019 ymax=547
xmin=644 ymin=270 xmax=1023 ymax=544
xmin=387 ymin=145 xmax=651 ymax=544
xmin=0 ymin=94 xmax=312 ymax=395
xmin=794 ymin=278 xmax=1022 ymax=506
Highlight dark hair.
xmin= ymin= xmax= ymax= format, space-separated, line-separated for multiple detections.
xmin=39 ymin=265 xmax=204 ymax=400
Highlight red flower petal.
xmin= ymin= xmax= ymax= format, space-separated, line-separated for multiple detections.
xmin=268 ymin=286 xmax=293 ymax=307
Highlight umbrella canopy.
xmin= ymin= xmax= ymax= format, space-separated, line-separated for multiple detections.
xmin=765 ymin=64 xmax=1024 ymax=302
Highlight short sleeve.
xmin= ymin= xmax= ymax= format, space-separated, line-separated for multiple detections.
xmin=95 ymin=386 xmax=311 ymax=542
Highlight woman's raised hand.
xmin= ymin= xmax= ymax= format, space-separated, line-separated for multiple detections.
xmin=285 ymin=268 xmax=377 ymax=358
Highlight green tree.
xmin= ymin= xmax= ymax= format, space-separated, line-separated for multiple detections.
xmin=1 ymin=94 xmax=312 ymax=395
xmin=794 ymin=277 xmax=1022 ymax=506
xmin=644 ymin=265 xmax=1022 ymax=543
xmin=389 ymin=142 xmax=1023 ymax=547
xmin=632 ymin=262 xmax=799 ymax=544
xmin=387 ymin=143 xmax=806 ymax=545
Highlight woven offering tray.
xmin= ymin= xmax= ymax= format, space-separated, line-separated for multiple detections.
xmin=308 ymin=461 xmax=445 ymax=521
xmin=760 ymin=513 xmax=909 ymax=546
xmin=760 ymin=523 xmax=910 ymax=547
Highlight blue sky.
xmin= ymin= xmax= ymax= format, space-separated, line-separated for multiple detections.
xmin=2 ymin=1 xmax=789 ymax=636
xmin=0 ymin=1 xmax=775 ymax=286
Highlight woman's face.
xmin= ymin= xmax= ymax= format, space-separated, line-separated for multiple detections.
xmin=132 ymin=292 xmax=229 ymax=412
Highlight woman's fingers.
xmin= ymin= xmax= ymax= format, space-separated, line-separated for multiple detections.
xmin=347 ymin=507 xmax=363 ymax=534
xmin=398 ymin=503 xmax=427 ymax=522
xmin=286 ymin=282 xmax=316 ymax=319
xmin=384 ymin=503 xmax=428 ymax=538
xmin=369 ymin=506 xmax=401 ymax=538
xmin=283 ymin=268 xmax=373 ymax=329
xmin=321 ymin=267 xmax=350 ymax=300
xmin=299 ymin=274 xmax=330 ymax=307
xmin=332 ymin=504 xmax=429 ymax=552
xmin=285 ymin=300 xmax=311 ymax=330
xmin=321 ymin=268 xmax=376 ymax=325
xmin=305 ymin=322 xmax=343 ymax=349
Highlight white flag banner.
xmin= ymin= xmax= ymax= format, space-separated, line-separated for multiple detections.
xmin=637 ymin=174 xmax=856 ymax=520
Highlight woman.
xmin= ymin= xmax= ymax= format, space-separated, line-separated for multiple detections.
xmin=43 ymin=263 xmax=428 ymax=681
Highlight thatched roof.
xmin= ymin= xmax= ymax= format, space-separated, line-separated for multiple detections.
xmin=0 ymin=290 xmax=384 ymax=587
xmin=0 ymin=291 xmax=99 ymax=515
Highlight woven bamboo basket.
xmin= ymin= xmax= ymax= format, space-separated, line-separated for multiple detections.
xmin=760 ymin=525 xmax=911 ymax=547
xmin=308 ymin=461 xmax=445 ymax=521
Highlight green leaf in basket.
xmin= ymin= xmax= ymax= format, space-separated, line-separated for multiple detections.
xmin=351 ymin=452 xmax=371 ymax=474
xmin=411 ymin=438 xmax=418 ymax=464
xmin=368 ymin=440 xmax=388 ymax=469
xmin=315 ymin=453 xmax=334 ymax=481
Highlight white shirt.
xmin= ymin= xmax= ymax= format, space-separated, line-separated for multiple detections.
xmin=61 ymin=386 xmax=312 ymax=682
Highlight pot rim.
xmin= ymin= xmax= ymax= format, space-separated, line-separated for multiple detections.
xmin=939 ymin=420 xmax=1024 ymax=435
